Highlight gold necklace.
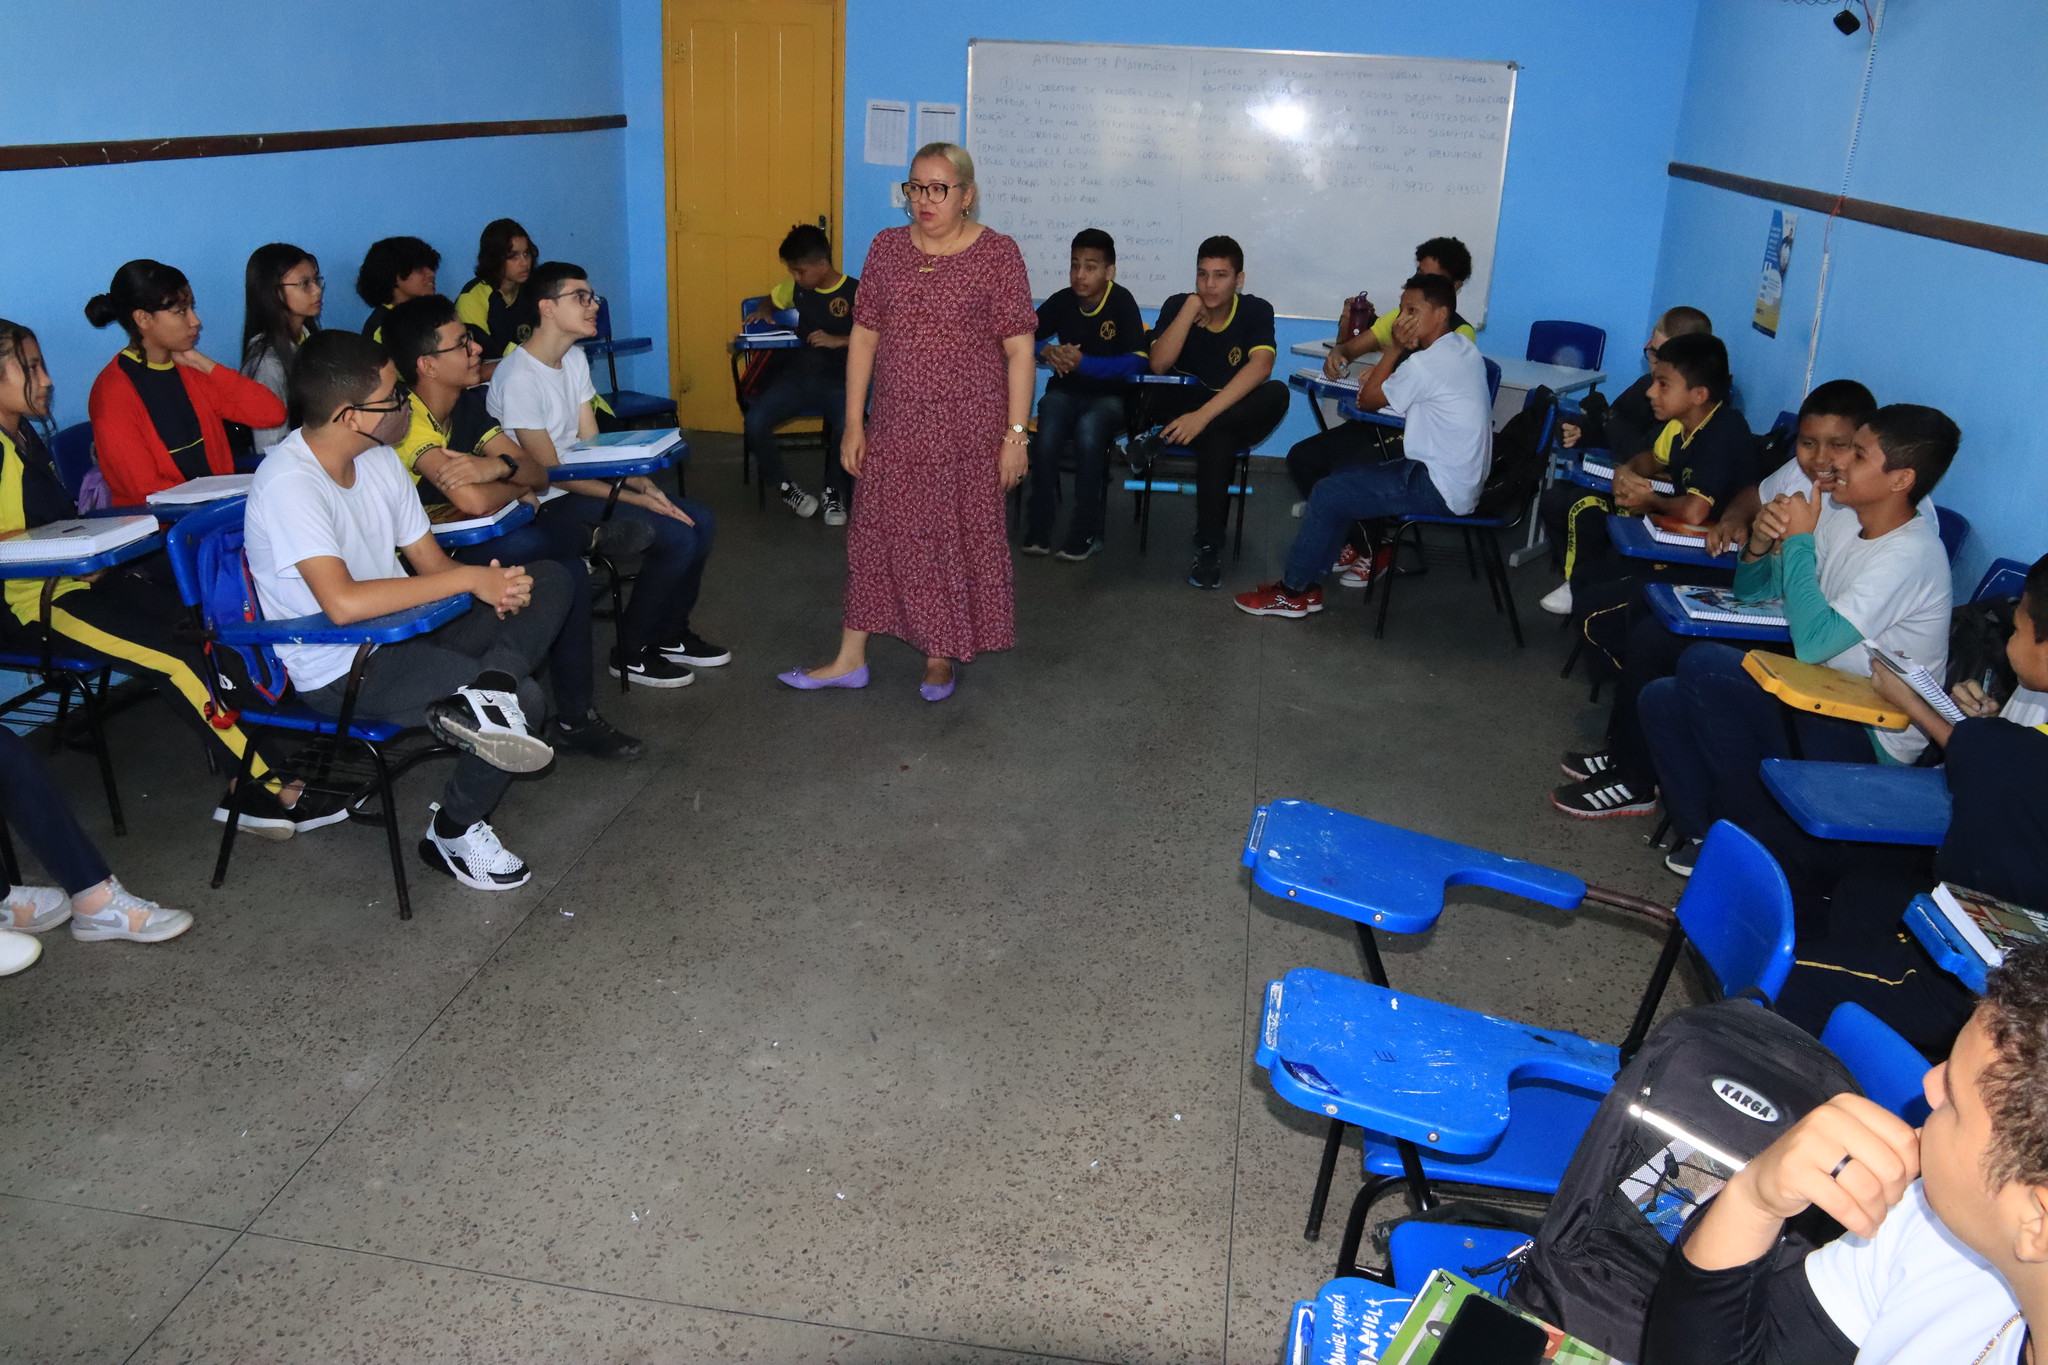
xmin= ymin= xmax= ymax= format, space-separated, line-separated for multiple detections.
xmin=912 ymin=226 xmax=966 ymax=273
xmin=1970 ymin=1313 xmax=2024 ymax=1365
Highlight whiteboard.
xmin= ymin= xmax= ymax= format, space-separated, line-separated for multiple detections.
xmin=966 ymin=40 xmax=1516 ymax=323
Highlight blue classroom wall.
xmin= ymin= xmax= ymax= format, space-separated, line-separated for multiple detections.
xmin=0 ymin=1 xmax=652 ymax=429
xmin=823 ymin=0 xmax=1701 ymax=460
xmin=1652 ymin=0 xmax=2048 ymax=591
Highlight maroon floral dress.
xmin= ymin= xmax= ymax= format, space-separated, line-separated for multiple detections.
xmin=844 ymin=225 xmax=1038 ymax=661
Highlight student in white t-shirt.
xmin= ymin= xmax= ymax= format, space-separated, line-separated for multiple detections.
xmin=487 ymin=261 xmax=727 ymax=688
xmin=1638 ymin=404 xmax=1961 ymax=885
xmin=243 ymin=331 xmax=570 ymax=891
xmin=1645 ymin=943 xmax=2048 ymax=1365
xmin=1232 ymin=273 xmax=1491 ymax=619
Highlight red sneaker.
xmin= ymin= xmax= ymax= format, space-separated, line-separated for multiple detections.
xmin=1338 ymin=545 xmax=1394 ymax=589
xmin=1333 ymin=543 xmax=1364 ymax=575
xmin=1234 ymin=581 xmax=1325 ymax=618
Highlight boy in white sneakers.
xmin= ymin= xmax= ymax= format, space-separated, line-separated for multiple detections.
xmin=244 ymin=331 xmax=569 ymax=890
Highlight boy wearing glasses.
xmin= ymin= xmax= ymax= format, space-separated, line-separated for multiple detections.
xmin=489 ymin=262 xmax=726 ymax=689
xmin=383 ymin=295 xmax=644 ymax=761
xmin=740 ymin=224 xmax=859 ymax=525
xmin=243 ymin=330 xmax=569 ymax=890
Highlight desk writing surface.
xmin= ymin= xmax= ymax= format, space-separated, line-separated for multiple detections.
xmin=1609 ymin=514 xmax=1735 ymax=569
xmin=1743 ymin=651 xmax=1909 ymax=730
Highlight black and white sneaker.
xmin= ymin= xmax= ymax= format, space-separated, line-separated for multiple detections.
xmin=1187 ymin=543 xmax=1222 ymax=589
xmin=1056 ymin=535 xmax=1103 ymax=562
xmin=1559 ymin=750 xmax=1618 ymax=782
xmin=656 ymin=631 xmax=731 ymax=667
xmin=418 ymin=804 xmax=531 ymax=891
xmin=211 ymin=785 xmax=297 ymax=841
xmin=779 ymin=482 xmax=820 ymax=518
xmin=1549 ymin=775 xmax=1657 ymax=819
xmin=1664 ymin=837 xmax=1703 ymax=877
xmin=609 ymin=648 xmax=694 ymax=688
xmin=1020 ymin=537 xmax=1053 ymax=557
xmin=425 ymin=675 xmax=555 ymax=773
xmin=286 ymin=790 xmax=352 ymax=834
xmin=821 ymin=488 xmax=848 ymax=527
xmin=552 ymin=712 xmax=646 ymax=762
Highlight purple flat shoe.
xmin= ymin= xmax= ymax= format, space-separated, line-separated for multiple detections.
xmin=918 ymin=669 xmax=956 ymax=703
xmin=778 ymin=664 xmax=869 ymax=690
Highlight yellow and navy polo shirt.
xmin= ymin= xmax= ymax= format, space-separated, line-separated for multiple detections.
xmin=1035 ymin=281 xmax=1148 ymax=397
xmin=456 ymin=278 xmax=540 ymax=360
xmin=391 ymin=388 xmax=507 ymax=507
xmin=1646 ymin=401 xmax=1754 ymax=518
xmin=1151 ymin=292 xmax=1278 ymax=393
xmin=1368 ymin=308 xmax=1479 ymax=348
xmin=0 ymin=425 xmax=91 ymax=624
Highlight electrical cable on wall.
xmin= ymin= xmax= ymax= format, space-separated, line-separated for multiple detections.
xmin=1801 ymin=0 xmax=1885 ymax=393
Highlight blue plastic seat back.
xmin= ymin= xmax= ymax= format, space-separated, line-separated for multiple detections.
xmin=593 ymin=297 xmax=616 ymax=343
xmin=1973 ymin=557 xmax=2030 ymax=604
xmin=1821 ymin=1003 xmax=1933 ymax=1125
xmin=49 ymin=421 xmax=96 ymax=500
xmin=170 ymin=500 xmax=291 ymax=704
xmin=1935 ymin=506 xmax=1970 ymax=565
xmin=739 ymin=294 xmax=800 ymax=331
xmin=1524 ymin=321 xmax=1606 ymax=371
xmin=1675 ymin=820 xmax=1796 ymax=1002
xmin=1483 ymin=355 xmax=1502 ymax=404
xmin=1388 ymin=1222 xmax=1532 ymax=1297
xmin=1772 ymin=409 xmax=1799 ymax=435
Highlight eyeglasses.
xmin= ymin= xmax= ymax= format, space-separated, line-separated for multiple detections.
xmin=1643 ymin=343 xmax=1660 ymax=361
xmin=423 ymin=334 xmax=480 ymax=357
xmin=548 ymin=289 xmax=602 ymax=308
xmin=900 ymin=180 xmax=958 ymax=203
xmin=347 ymin=381 xmax=412 ymax=416
xmin=282 ymin=275 xmax=325 ymax=292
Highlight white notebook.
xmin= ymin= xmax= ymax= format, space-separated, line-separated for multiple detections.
xmin=557 ymin=428 xmax=683 ymax=464
xmin=146 ymin=473 xmax=254 ymax=505
xmin=0 ymin=514 xmax=157 ymax=563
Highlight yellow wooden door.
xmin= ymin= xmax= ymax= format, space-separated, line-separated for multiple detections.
xmin=664 ymin=0 xmax=843 ymax=432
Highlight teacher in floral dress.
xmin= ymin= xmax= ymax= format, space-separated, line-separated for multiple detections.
xmin=778 ymin=142 xmax=1039 ymax=703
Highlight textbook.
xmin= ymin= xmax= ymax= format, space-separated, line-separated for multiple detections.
xmin=557 ymin=428 xmax=684 ymax=464
xmin=1742 ymin=650 xmax=1910 ymax=729
xmin=145 ymin=473 xmax=254 ymax=505
xmin=740 ymin=326 xmax=800 ymax=341
xmin=1867 ymin=645 xmax=1967 ymax=723
xmin=426 ymin=501 xmax=520 ymax=534
xmin=1293 ymin=366 xmax=1358 ymax=392
xmin=0 ymin=514 xmax=156 ymax=563
xmin=1647 ymin=515 xmax=1712 ymax=547
xmin=1578 ymin=457 xmax=1675 ymax=495
xmin=1675 ymin=586 xmax=1789 ymax=628
xmin=1931 ymin=882 xmax=2048 ymax=970
xmin=1380 ymin=1271 xmax=1616 ymax=1365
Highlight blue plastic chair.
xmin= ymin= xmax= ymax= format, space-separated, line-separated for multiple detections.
xmin=1821 ymin=1002 xmax=1933 ymax=1125
xmin=583 ymin=298 xmax=675 ymax=429
xmin=1257 ymin=821 xmax=1795 ymax=1261
xmin=1387 ymin=1222 xmax=1532 ymax=1297
xmin=166 ymin=502 xmax=466 ymax=919
xmin=46 ymin=421 xmax=96 ymax=501
xmin=1973 ymin=557 xmax=2030 ymax=603
xmin=1525 ymin=321 xmax=1606 ymax=372
xmin=1935 ymin=506 xmax=1970 ymax=565
xmin=731 ymin=295 xmax=830 ymax=505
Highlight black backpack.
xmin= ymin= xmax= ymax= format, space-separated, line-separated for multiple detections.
xmin=1504 ymin=1000 xmax=1859 ymax=1360
xmin=1475 ymin=386 xmax=1558 ymax=521
xmin=1947 ymin=593 xmax=2020 ymax=704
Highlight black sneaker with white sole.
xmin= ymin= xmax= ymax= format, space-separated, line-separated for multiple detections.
xmin=1559 ymin=749 xmax=1618 ymax=782
xmin=1664 ymin=837 xmax=1703 ymax=877
xmin=418 ymin=804 xmax=531 ymax=890
xmin=1549 ymin=774 xmax=1658 ymax=819
xmin=656 ymin=631 xmax=731 ymax=667
xmin=1056 ymin=535 xmax=1102 ymax=562
xmin=424 ymin=674 xmax=556 ymax=772
xmin=779 ymin=483 xmax=821 ymax=518
xmin=821 ymin=489 xmax=848 ymax=527
xmin=1187 ymin=543 xmax=1222 ymax=589
xmin=552 ymin=712 xmax=646 ymax=761
xmin=211 ymin=785 xmax=297 ymax=841
xmin=609 ymin=647 xmax=694 ymax=688
xmin=286 ymin=790 xmax=352 ymax=834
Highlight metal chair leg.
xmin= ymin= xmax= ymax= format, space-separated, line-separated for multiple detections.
xmin=1232 ymin=450 xmax=1250 ymax=560
xmin=78 ymin=668 xmax=126 ymax=834
xmin=1489 ymin=532 xmax=1525 ymax=647
xmin=1373 ymin=524 xmax=1408 ymax=639
xmin=1305 ymin=1116 xmax=1347 ymax=1241
xmin=1335 ymin=1173 xmax=1407 ymax=1280
xmin=365 ymin=741 xmax=412 ymax=921
xmin=211 ymin=739 xmax=258 ymax=888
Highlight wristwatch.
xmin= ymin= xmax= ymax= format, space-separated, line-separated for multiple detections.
xmin=498 ymin=454 xmax=520 ymax=480
xmin=1008 ymin=424 xmax=1027 ymax=436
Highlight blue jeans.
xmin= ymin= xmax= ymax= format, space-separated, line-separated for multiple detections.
xmin=1026 ymin=386 xmax=1124 ymax=546
xmin=0 ymin=727 xmax=110 ymax=894
xmin=538 ymin=492 xmax=716 ymax=659
xmin=1640 ymin=642 xmax=1878 ymax=885
xmin=744 ymin=365 xmax=849 ymax=496
xmin=453 ymin=517 xmax=598 ymax=721
xmin=1283 ymin=457 xmax=1452 ymax=590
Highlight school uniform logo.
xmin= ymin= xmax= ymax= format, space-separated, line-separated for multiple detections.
xmin=1228 ymin=345 xmax=1244 ymax=366
xmin=1099 ymin=320 xmax=1117 ymax=340
xmin=515 ymin=323 xmax=534 ymax=343
xmin=829 ymin=296 xmax=851 ymax=318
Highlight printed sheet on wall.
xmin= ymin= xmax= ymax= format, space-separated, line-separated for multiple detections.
xmin=966 ymin=40 xmax=1516 ymax=322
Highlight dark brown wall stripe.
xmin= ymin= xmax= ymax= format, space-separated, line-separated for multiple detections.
xmin=0 ymin=114 xmax=628 ymax=172
xmin=1669 ymin=161 xmax=2048 ymax=266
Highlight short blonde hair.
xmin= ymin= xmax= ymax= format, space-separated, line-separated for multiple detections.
xmin=913 ymin=141 xmax=977 ymax=216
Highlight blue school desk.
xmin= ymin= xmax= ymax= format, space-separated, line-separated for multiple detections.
xmin=731 ymin=331 xmax=803 ymax=351
xmin=1644 ymin=581 xmax=1791 ymax=644
xmin=546 ymin=451 xmax=678 ymax=483
xmin=430 ymin=498 xmax=537 ymax=548
xmin=1903 ymin=893 xmax=1990 ymax=993
xmin=101 ymin=497 xmax=244 ymax=524
xmin=0 ymin=530 xmax=165 ymax=581
xmin=1759 ymin=758 xmax=1950 ymax=845
xmin=1610 ymin=513 xmax=1737 ymax=570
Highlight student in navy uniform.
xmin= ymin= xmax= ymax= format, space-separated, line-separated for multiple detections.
xmin=354 ymin=236 xmax=440 ymax=343
xmin=740 ymin=224 xmax=860 ymax=525
xmin=384 ymin=295 xmax=644 ymax=761
xmin=1136 ymin=234 xmax=1289 ymax=589
xmin=1022 ymin=227 xmax=1148 ymax=560
xmin=455 ymin=218 xmax=540 ymax=367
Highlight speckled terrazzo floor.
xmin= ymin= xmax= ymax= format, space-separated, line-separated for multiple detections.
xmin=1 ymin=435 xmax=1700 ymax=1364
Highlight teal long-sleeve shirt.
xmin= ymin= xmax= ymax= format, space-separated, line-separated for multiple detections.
xmin=1734 ymin=533 xmax=1865 ymax=664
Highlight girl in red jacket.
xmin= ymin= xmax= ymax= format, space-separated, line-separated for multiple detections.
xmin=84 ymin=259 xmax=287 ymax=504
